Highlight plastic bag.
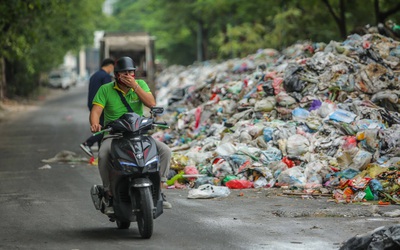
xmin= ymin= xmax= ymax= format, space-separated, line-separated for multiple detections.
xmin=187 ymin=184 xmax=231 ymax=199
xmin=254 ymin=97 xmax=275 ymax=112
xmin=350 ymin=150 xmax=373 ymax=171
xmin=283 ymin=64 xmax=306 ymax=92
xmin=262 ymin=80 xmax=274 ymax=96
xmin=259 ymin=147 xmax=282 ymax=164
xmin=263 ymin=127 xmax=274 ymax=142
xmin=276 ymin=166 xmax=306 ymax=188
xmin=215 ymin=142 xmax=237 ymax=156
xmin=342 ymin=136 xmax=357 ymax=150
xmin=340 ymin=224 xmax=400 ymax=250
xmin=292 ymin=107 xmax=310 ymax=121
xmin=194 ymin=176 xmax=215 ymax=188
xmin=254 ymin=177 xmax=268 ymax=188
xmin=286 ymin=134 xmax=310 ymax=156
xmin=225 ymin=179 xmax=253 ymax=189
xmin=317 ymin=101 xmax=336 ymax=118
xmin=308 ymin=99 xmax=322 ymax=111
xmin=194 ymin=106 xmax=202 ymax=129
xmin=329 ymin=109 xmax=357 ymax=123
xmin=212 ymin=157 xmax=234 ymax=178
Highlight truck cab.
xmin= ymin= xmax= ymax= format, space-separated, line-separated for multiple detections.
xmin=100 ymin=32 xmax=156 ymax=95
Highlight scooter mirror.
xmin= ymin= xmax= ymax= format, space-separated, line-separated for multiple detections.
xmin=151 ymin=107 xmax=164 ymax=114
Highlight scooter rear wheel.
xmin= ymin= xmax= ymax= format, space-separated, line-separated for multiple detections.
xmin=136 ymin=187 xmax=154 ymax=239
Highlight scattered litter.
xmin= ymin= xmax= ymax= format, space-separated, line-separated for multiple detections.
xmin=38 ymin=164 xmax=52 ymax=170
xmin=383 ymin=209 xmax=400 ymax=218
xmin=42 ymin=150 xmax=88 ymax=164
xmin=188 ymin=184 xmax=230 ymax=199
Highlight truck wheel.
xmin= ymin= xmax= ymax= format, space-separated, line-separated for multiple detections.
xmin=137 ymin=187 xmax=154 ymax=239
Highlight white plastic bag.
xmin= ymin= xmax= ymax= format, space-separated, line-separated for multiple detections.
xmin=329 ymin=109 xmax=357 ymax=123
xmin=188 ymin=184 xmax=231 ymax=199
xmin=215 ymin=142 xmax=237 ymax=155
xmin=254 ymin=177 xmax=268 ymax=188
xmin=286 ymin=134 xmax=310 ymax=156
xmin=277 ymin=166 xmax=306 ymax=188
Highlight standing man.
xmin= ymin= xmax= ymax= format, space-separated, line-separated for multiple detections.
xmin=80 ymin=58 xmax=115 ymax=157
xmin=90 ymin=56 xmax=172 ymax=214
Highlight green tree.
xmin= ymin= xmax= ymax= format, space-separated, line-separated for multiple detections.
xmin=321 ymin=0 xmax=400 ymax=39
xmin=374 ymin=0 xmax=400 ymax=23
xmin=105 ymin=0 xmax=400 ymax=66
xmin=0 ymin=0 xmax=106 ymax=99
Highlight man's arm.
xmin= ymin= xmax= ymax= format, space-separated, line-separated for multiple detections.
xmin=133 ymin=83 xmax=156 ymax=108
xmin=90 ymin=104 xmax=104 ymax=132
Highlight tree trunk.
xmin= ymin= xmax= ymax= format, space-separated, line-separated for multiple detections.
xmin=196 ymin=20 xmax=209 ymax=61
xmin=321 ymin=0 xmax=347 ymax=39
xmin=201 ymin=27 xmax=208 ymax=61
xmin=338 ymin=0 xmax=347 ymax=39
xmin=0 ymin=57 xmax=5 ymax=101
xmin=374 ymin=0 xmax=380 ymax=24
xmin=375 ymin=0 xmax=400 ymax=24
xmin=197 ymin=21 xmax=203 ymax=62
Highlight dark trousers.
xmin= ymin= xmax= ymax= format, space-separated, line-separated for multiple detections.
xmin=86 ymin=133 xmax=104 ymax=148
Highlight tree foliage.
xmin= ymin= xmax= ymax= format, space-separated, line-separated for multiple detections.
xmin=0 ymin=0 xmax=106 ymax=98
xmin=107 ymin=0 xmax=400 ymax=66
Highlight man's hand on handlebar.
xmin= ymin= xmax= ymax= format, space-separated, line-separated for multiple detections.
xmin=91 ymin=124 xmax=102 ymax=133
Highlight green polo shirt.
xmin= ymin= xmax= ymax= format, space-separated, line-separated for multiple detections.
xmin=92 ymin=80 xmax=151 ymax=125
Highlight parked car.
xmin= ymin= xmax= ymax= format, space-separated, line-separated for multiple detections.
xmin=48 ymin=70 xmax=76 ymax=90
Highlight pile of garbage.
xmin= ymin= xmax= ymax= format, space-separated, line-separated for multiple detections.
xmin=340 ymin=224 xmax=400 ymax=250
xmin=155 ymin=33 xmax=400 ymax=203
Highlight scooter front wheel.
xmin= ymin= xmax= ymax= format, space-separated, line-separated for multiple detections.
xmin=136 ymin=187 xmax=154 ymax=239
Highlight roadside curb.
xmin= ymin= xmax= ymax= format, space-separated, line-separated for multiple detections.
xmin=0 ymin=88 xmax=65 ymax=123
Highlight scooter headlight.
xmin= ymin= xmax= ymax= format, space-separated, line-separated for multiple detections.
xmin=117 ymin=159 xmax=138 ymax=174
xmin=145 ymin=156 xmax=159 ymax=171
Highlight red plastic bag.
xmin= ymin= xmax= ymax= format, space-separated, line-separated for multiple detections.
xmin=194 ymin=106 xmax=202 ymax=129
xmin=282 ymin=157 xmax=295 ymax=168
xmin=225 ymin=179 xmax=253 ymax=189
xmin=342 ymin=136 xmax=357 ymax=150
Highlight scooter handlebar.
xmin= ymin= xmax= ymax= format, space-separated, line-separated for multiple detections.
xmin=153 ymin=121 xmax=169 ymax=129
xmin=92 ymin=127 xmax=112 ymax=136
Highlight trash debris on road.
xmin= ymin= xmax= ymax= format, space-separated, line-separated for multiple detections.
xmin=42 ymin=150 xmax=88 ymax=164
xmin=38 ymin=164 xmax=52 ymax=170
xmin=188 ymin=184 xmax=230 ymax=199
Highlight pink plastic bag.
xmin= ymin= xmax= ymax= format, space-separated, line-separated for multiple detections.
xmin=342 ymin=136 xmax=357 ymax=150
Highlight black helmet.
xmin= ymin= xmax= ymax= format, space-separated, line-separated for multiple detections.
xmin=114 ymin=57 xmax=136 ymax=72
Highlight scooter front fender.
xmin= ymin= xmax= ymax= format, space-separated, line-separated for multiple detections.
xmin=131 ymin=178 xmax=153 ymax=188
xmin=129 ymin=178 xmax=164 ymax=219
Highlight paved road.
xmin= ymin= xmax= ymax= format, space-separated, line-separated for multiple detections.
xmin=0 ymin=84 xmax=399 ymax=250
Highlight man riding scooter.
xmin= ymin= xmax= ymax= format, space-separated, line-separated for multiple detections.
xmin=89 ymin=56 xmax=172 ymax=214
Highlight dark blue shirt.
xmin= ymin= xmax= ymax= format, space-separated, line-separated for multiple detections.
xmin=87 ymin=69 xmax=112 ymax=110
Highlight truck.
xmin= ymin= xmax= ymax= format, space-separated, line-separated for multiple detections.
xmin=99 ymin=32 xmax=157 ymax=95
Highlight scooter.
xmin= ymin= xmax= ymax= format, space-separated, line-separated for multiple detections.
xmin=90 ymin=107 xmax=168 ymax=239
